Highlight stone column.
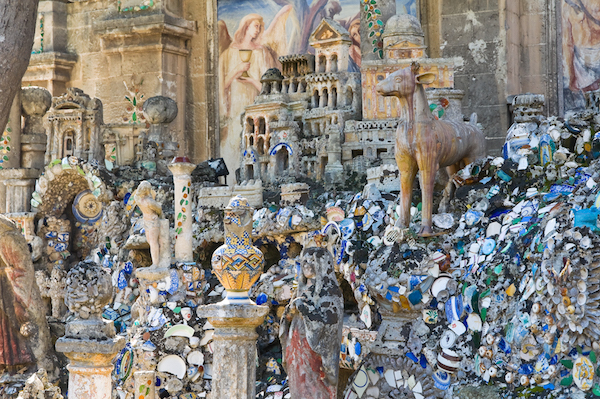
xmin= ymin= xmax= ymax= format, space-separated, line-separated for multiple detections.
xmin=56 ymin=261 xmax=125 ymax=399
xmin=198 ymin=304 xmax=268 ymax=399
xmin=360 ymin=0 xmax=396 ymax=61
xmin=1 ymin=168 xmax=40 ymax=213
xmin=168 ymin=156 xmax=196 ymax=263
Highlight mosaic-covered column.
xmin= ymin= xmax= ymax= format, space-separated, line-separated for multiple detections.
xmin=360 ymin=0 xmax=396 ymax=61
xmin=168 ymin=156 xmax=196 ymax=263
xmin=56 ymin=261 xmax=125 ymax=399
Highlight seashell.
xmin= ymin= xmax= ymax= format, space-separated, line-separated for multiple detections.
xmin=520 ymin=375 xmax=530 ymax=386
xmin=582 ymin=268 xmax=589 ymax=279
xmin=532 ymin=303 xmax=541 ymax=313
xmin=562 ymin=296 xmax=572 ymax=306
xmin=505 ymin=372 xmax=515 ymax=384
xmin=578 ymin=280 xmax=587 ymax=293
xmin=558 ymin=303 xmax=566 ymax=314
xmin=478 ymin=346 xmax=487 ymax=357
xmin=547 ymin=282 xmax=555 ymax=296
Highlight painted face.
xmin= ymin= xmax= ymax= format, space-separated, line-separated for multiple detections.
xmin=247 ymin=20 xmax=261 ymax=40
xmin=303 ymin=262 xmax=316 ymax=279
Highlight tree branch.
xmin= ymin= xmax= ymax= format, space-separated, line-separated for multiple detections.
xmin=0 ymin=0 xmax=40 ymax=134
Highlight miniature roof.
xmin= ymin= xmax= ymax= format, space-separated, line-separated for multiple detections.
xmin=261 ymin=68 xmax=284 ymax=82
xmin=309 ymin=18 xmax=351 ymax=46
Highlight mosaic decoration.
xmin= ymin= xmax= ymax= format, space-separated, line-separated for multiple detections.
xmin=123 ymin=78 xmax=146 ymax=125
xmin=31 ymin=13 xmax=44 ymax=54
xmin=72 ymin=190 xmax=103 ymax=224
xmin=0 ymin=120 xmax=11 ymax=170
xmin=364 ymin=0 xmax=385 ymax=59
xmin=175 ymin=182 xmax=191 ymax=237
xmin=211 ymin=196 xmax=264 ymax=300
xmin=117 ymin=0 xmax=154 ymax=13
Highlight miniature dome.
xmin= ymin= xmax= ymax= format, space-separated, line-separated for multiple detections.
xmin=382 ymin=14 xmax=425 ymax=45
xmin=260 ymin=68 xmax=284 ymax=83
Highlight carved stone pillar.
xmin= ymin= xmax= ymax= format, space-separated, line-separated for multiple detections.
xmin=168 ymin=156 xmax=196 ymax=263
xmin=56 ymin=261 xmax=125 ymax=399
xmin=197 ymin=304 xmax=268 ymax=399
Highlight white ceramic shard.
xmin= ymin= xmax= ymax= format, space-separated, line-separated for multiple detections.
xmin=157 ymin=355 xmax=186 ymax=379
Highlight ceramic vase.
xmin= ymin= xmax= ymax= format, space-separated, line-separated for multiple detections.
xmin=211 ymin=196 xmax=264 ymax=304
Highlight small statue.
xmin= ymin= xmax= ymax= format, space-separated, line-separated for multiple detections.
xmin=0 ymin=216 xmax=55 ymax=374
xmin=376 ymin=62 xmax=486 ymax=237
xmin=280 ymin=248 xmax=343 ymax=399
xmin=134 ymin=181 xmax=170 ymax=273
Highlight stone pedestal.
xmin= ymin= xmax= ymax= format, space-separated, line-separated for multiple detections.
xmin=56 ymin=338 xmax=125 ymax=399
xmin=21 ymin=134 xmax=48 ymax=169
xmin=56 ymin=261 xmax=125 ymax=399
xmin=197 ymin=304 xmax=268 ymax=399
xmin=0 ymin=168 xmax=40 ymax=213
xmin=168 ymin=157 xmax=196 ymax=263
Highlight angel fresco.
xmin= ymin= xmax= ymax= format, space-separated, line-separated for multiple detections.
xmin=218 ymin=6 xmax=292 ymax=178
xmin=562 ymin=0 xmax=600 ymax=109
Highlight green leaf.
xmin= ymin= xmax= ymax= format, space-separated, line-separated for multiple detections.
xmin=177 ymin=213 xmax=182 ymax=220
xmin=368 ymin=21 xmax=373 ymax=28
xmin=375 ymin=9 xmax=381 ymax=14
xmin=133 ymin=97 xmax=137 ymax=106
xmin=561 ymin=359 xmax=574 ymax=369
xmin=369 ymin=31 xmax=375 ymax=37
xmin=3 ymin=156 xmax=8 ymax=161
xmin=378 ymin=50 xmax=383 ymax=58
xmin=593 ymin=384 xmax=600 ymax=397
xmin=367 ymin=12 xmax=371 ymax=19
xmin=591 ymin=351 xmax=597 ymax=363
xmin=372 ymin=39 xmax=378 ymax=45
xmin=180 ymin=199 xmax=185 ymax=205
xmin=377 ymin=19 xmax=384 ymax=26
xmin=132 ymin=112 xmax=137 ymax=121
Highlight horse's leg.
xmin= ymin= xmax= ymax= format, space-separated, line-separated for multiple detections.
xmin=396 ymin=153 xmax=418 ymax=229
xmin=416 ymin=154 xmax=439 ymax=237
xmin=439 ymin=164 xmax=459 ymax=213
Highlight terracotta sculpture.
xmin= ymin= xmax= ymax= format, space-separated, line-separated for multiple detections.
xmin=0 ymin=216 xmax=55 ymax=374
xmin=376 ymin=62 xmax=486 ymax=236
xmin=280 ymin=247 xmax=343 ymax=399
xmin=134 ymin=181 xmax=170 ymax=271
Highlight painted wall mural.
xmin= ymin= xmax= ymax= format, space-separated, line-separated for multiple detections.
xmin=217 ymin=0 xmax=416 ymax=180
xmin=562 ymin=0 xmax=600 ymax=111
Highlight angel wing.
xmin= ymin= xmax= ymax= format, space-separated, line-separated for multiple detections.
xmin=218 ymin=20 xmax=232 ymax=56
xmin=261 ymin=4 xmax=294 ymax=57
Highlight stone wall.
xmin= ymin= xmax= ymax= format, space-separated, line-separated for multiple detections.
xmin=420 ymin=0 xmax=559 ymax=155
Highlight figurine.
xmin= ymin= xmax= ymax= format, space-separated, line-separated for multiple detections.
xmin=0 ymin=216 xmax=55 ymax=374
xmin=134 ymin=181 xmax=170 ymax=272
xmin=280 ymin=248 xmax=343 ymax=399
xmin=376 ymin=62 xmax=486 ymax=236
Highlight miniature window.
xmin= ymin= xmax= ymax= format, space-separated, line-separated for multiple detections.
xmin=63 ymin=131 xmax=74 ymax=157
xmin=276 ymin=147 xmax=289 ymax=174
xmin=318 ymin=55 xmax=326 ymax=73
xmin=330 ymin=54 xmax=338 ymax=73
